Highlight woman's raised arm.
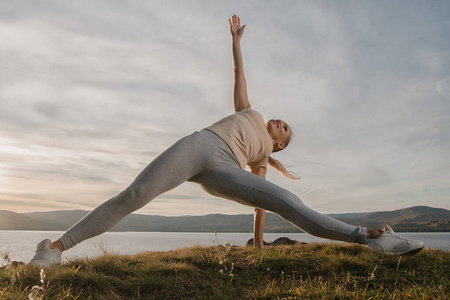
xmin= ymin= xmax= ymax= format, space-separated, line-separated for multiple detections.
xmin=229 ymin=15 xmax=250 ymax=112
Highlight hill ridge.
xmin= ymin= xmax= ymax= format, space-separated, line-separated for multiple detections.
xmin=1 ymin=205 xmax=449 ymax=232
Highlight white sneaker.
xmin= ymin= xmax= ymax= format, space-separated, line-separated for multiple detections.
xmin=366 ymin=224 xmax=424 ymax=255
xmin=29 ymin=239 xmax=62 ymax=267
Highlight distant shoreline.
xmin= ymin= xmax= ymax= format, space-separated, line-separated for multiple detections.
xmin=1 ymin=205 xmax=449 ymax=232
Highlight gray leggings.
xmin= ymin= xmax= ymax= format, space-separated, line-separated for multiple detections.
xmin=59 ymin=130 xmax=367 ymax=250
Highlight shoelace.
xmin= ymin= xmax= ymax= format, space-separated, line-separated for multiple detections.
xmin=384 ymin=229 xmax=412 ymax=244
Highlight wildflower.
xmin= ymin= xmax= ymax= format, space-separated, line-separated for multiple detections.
xmin=213 ymin=231 xmax=220 ymax=246
xmin=368 ymin=266 xmax=378 ymax=281
xmin=1 ymin=249 xmax=11 ymax=266
xmin=224 ymin=242 xmax=231 ymax=252
xmin=28 ymin=286 xmax=43 ymax=300
xmin=28 ymin=268 xmax=46 ymax=300
xmin=40 ymin=269 xmax=46 ymax=284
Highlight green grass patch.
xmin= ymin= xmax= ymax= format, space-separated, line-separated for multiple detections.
xmin=1 ymin=243 xmax=448 ymax=299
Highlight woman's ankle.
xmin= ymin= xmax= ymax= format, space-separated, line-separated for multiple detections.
xmin=366 ymin=229 xmax=383 ymax=239
xmin=50 ymin=240 xmax=65 ymax=252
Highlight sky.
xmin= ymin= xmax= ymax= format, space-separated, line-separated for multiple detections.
xmin=1 ymin=0 xmax=449 ymax=217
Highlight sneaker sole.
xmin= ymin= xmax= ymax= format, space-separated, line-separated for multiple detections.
xmin=403 ymin=246 xmax=425 ymax=256
xmin=386 ymin=246 xmax=424 ymax=256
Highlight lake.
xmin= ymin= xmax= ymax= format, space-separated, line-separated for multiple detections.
xmin=1 ymin=231 xmax=448 ymax=266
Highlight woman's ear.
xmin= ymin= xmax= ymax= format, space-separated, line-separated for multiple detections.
xmin=277 ymin=141 xmax=285 ymax=151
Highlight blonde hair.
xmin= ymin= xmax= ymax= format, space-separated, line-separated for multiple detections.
xmin=268 ymin=156 xmax=300 ymax=180
xmin=268 ymin=134 xmax=300 ymax=180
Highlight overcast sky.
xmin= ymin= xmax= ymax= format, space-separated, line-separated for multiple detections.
xmin=1 ymin=0 xmax=449 ymax=217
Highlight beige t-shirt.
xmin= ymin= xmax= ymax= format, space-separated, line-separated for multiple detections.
xmin=206 ymin=109 xmax=273 ymax=169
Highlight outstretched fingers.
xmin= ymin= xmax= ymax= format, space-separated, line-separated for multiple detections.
xmin=229 ymin=14 xmax=246 ymax=38
xmin=230 ymin=14 xmax=240 ymax=26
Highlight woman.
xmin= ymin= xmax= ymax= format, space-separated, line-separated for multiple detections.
xmin=30 ymin=15 xmax=424 ymax=267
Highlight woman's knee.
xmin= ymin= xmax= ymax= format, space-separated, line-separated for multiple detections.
xmin=269 ymin=190 xmax=305 ymax=216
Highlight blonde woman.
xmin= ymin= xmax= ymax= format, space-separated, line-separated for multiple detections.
xmin=30 ymin=15 xmax=423 ymax=267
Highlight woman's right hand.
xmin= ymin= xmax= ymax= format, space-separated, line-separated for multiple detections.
xmin=229 ymin=14 xmax=246 ymax=39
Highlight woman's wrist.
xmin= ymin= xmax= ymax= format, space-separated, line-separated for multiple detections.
xmin=232 ymin=36 xmax=242 ymax=43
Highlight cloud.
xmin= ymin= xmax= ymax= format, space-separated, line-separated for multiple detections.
xmin=1 ymin=0 xmax=449 ymax=216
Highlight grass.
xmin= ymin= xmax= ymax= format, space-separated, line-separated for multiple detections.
xmin=1 ymin=243 xmax=449 ymax=299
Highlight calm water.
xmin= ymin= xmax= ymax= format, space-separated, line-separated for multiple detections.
xmin=1 ymin=231 xmax=448 ymax=266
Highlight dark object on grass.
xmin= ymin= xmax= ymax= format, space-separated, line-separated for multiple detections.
xmin=0 ymin=261 xmax=25 ymax=270
xmin=246 ymin=237 xmax=306 ymax=247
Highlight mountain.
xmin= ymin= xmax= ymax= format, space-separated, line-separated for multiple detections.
xmin=338 ymin=206 xmax=450 ymax=232
xmin=23 ymin=210 xmax=90 ymax=230
xmin=0 ymin=210 xmax=49 ymax=230
xmin=1 ymin=206 xmax=449 ymax=232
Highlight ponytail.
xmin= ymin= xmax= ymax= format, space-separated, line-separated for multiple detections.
xmin=268 ymin=156 xmax=300 ymax=180
xmin=267 ymin=122 xmax=299 ymax=180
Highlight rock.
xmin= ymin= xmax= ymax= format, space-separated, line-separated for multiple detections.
xmin=246 ymin=238 xmax=270 ymax=247
xmin=0 ymin=261 xmax=25 ymax=270
xmin=246 ymin=237 xmax=307 ymax=247
xmin=271 ymin=237 xmax=298 ymax=246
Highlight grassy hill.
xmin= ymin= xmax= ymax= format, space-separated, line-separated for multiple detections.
xmin=1 ymin=243 xmax=448 ymax=299
xmin=1 ymin=206 xmax=449 ymax=232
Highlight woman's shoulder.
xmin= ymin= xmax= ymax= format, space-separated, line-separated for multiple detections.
xmin=238 ymin=108 xmax=262 ymax=118
xmin=245 ymin=109 xmax=265 ymax=123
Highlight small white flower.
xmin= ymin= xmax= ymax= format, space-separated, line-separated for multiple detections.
xmin=40 ymin=269 xmax=46 ymax=284
xmin=28 ymin=286 xmax=43 ymax=300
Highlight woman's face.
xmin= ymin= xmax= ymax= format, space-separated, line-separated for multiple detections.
xmin=266 ymin=119 xmax=291 ymax=152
